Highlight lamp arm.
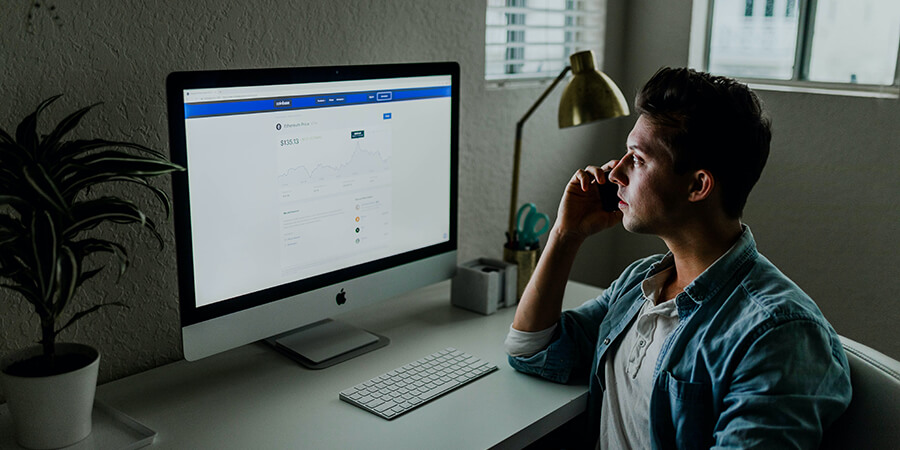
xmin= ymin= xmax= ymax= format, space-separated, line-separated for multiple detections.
xmin=507 ymin=66 xmax=572 ymax=242
xmin=516 ymin=66 xmax=572 ymax=127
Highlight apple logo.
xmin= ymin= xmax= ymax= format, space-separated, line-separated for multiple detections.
xmin=335 ymin=288 xmax=347 ymax=306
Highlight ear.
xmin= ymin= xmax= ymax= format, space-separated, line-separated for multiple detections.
xmin=687 ymin=169 xmax=714 ymax=203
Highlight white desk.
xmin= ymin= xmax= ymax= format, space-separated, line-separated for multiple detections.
xmin=97 ymin=280 xmax=603 ymax=449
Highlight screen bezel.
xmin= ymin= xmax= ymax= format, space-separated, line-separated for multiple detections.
xmin=167 ymin=62 xmax=459 ymax=329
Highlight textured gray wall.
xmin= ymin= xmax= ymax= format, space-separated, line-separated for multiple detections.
xmin=0 ymin=0 xmax=617 ymax=389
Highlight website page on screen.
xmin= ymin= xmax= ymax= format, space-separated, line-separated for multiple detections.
xmin=181 ymin=75 xmax=452 ymax=307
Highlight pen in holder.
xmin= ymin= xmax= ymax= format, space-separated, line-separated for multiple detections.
xmin=503 ymin=243 xmax=538 ymax=301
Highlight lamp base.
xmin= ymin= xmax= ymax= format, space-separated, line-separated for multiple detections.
xmin=503 ymin=244 xmax=539 ymax=301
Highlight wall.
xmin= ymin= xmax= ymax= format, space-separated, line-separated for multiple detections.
xmin=0 ymin=0 xmax=618 ymax=389
xmin=584 ymin=0 xmax=900 ymax=360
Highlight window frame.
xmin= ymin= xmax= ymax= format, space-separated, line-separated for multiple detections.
xmin=688 ymin=0 xmax=900 ymax=98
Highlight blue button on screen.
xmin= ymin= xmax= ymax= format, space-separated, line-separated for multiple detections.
xmin=383 ymin=113 xmax=392 ymax=120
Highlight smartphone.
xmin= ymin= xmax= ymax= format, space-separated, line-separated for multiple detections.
xmin=599 ymin=170 xmax=619 ymax=212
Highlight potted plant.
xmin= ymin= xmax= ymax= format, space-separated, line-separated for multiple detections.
xmin=0 ymin=95 xmax=183 ymax=449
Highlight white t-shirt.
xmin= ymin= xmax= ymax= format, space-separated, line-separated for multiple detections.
xmin=504 ymin=267 xmax=680 ymax=449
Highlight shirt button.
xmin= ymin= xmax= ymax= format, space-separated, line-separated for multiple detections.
xmin=639 ymin=340 xmax=646 ymax=347
xmin=603 ymin=338 xmax=611 ymax=345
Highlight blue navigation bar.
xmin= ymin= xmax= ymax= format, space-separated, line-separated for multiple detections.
xmin=184 ymin=86 xmax=450 ymax=119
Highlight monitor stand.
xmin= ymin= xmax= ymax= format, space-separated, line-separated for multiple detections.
xmin=264 ymin=319 xmax=390 ymax=369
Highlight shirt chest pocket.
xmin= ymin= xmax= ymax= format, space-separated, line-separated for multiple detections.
xmin=659 ymin=371 xmax=714 ymax=449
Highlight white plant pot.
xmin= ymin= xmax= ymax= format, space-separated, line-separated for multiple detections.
xmin=0 ymin=343 xmax=100 ymax=450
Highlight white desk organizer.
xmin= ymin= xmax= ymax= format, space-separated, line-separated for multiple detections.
xmin=451 ymin=258 xmax=518 ymax=315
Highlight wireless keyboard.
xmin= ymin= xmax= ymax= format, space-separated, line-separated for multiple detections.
xmin=339 ymin=348 xmax=498 ymax=419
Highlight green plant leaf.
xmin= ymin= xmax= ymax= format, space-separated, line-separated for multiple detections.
xmin=0 ymin=257 xmax=48 ymax=320
xmin=76 ymin=151 xmax=183 ymax=175
xmin=108 ymin=176 xmax=173 ymax=220
xmin=29 ymin=210 xmax=57 ymax=305
xmin=0 ymin=282 xmax=42 ymax=309
xmin=0 ymin=194 xmax=28 ymax=209
xmin=0 ymin=229 xmax=19 ymax=246
xmin=1 ymin=214 xmax=33 ymax=280
xmin=0 ymin=172 xmax=32 ymax=216
xmin=15 ymin=95 xmax=63 ymax=158
xmin=70 ymin=237 xmax=130 ymax=280
xmin=0 ymin=166 xmax=23 ymax=186
xmin=56 ymin=138 xmax=170 ymax=162
xmin=76 ymin=267 xmax=104 ymax=288
xmin=52 ymin=246 xmax=80 ymax=318
xmin=70 ymin=237 xmax=129 ymax=259
xmin=62 ymin=155 xmax=181 ymax=190
xmin=55 ymin=301 xmax=127 ymax=337
xmin=0 ymin=124 xmax=17 ymax=146
xmin=57 ymin=151 xmax=183 ymax=199
xmin=65 ymin=197 xmax=165 ymax=249
xmin=6 ymin=254 xmax=34 ymax=276
xmin=66 ymin=197 xmax=146 ymax=231
xmin=24 ymin=164 xmax=68 ymax=214
xmin=0 ymin=213 xmax=25 ymax=232
xmin=0 ymin=139 xmax=28 ymax=167
xmin=40 ymin=103 xmax=100 ymax=157
xmin=0 ymin=260 xmax=23 ymax=279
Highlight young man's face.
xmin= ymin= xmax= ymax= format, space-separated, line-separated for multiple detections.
xmin=609 ymin=115 xmax=694 ymax=235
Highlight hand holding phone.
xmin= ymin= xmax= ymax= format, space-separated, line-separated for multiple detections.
xmin=599 ymin=170 xmax=619 ymax=213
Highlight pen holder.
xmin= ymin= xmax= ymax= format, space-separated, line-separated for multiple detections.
xmin=503 ymin=244 xmax=538 ymax=301
xmin=451 ymin=258 xmax=517 ymax=315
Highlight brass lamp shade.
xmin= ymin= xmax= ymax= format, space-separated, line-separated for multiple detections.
xmin=558 ymin=50 xmax=629 ymax=128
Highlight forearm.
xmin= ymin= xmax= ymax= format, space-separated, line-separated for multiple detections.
xmin=512 ymin=226 xmax=585 ymax=331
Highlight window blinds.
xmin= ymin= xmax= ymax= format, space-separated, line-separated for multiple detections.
xmin=485 ymin=0 xmax=606 ymax=82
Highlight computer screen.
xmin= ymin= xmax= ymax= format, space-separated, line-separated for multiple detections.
xmin=167 ymin=62 xmax=459 ymax=366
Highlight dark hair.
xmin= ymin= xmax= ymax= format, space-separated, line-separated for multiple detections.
xmin=635 ymin=67 xmax=771 ymax=219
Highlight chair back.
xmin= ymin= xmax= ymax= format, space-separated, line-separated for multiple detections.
xmin=821 ymin=336 xmax=900 ymax=449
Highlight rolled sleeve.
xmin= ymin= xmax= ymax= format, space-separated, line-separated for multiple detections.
xmin=505 ymin=324 xmax=558 ymax=357
xmin=508 ymin=292 xmax=612 ymax=384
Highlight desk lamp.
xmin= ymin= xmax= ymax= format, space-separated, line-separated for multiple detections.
xmin=504 ymin=50 xmax=630 ymax=297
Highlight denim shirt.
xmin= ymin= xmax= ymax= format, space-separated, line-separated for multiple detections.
xmin=508 ymin=226 xmax=852 ymax=449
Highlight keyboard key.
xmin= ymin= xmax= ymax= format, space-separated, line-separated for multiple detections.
xmin=417 ymin=379 xmax=460 ymax=400
xmin=376 ymin=401 xmax=396 ymax=413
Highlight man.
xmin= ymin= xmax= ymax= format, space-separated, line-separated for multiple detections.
xmin=505 ymin=67 xmax=851 ymax=449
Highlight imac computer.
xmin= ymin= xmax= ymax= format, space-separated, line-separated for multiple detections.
xmin=166 ymin=62 xmax=459 ymax=368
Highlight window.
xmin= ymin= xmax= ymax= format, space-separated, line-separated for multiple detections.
xmin=485 ymin=0 xmax=606 ymax=82
xmin=690 ymin=0 xmax=900 ymax=92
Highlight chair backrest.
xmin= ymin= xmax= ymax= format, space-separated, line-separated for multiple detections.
xmin=820 ymin=335 xmax=900 ymax=449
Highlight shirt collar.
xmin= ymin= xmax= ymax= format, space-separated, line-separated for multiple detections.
xmin=644 ymin=224 xmax=759 ymax=311
xmin=641 ymin=266 xmax=673 ymax=304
